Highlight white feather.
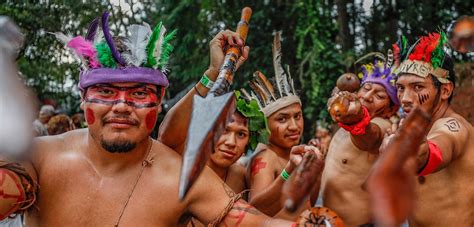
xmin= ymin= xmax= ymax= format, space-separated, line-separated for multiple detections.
xmin=240 ymin=89 xmax=252 ymax=101
xmin=152 ymin=24 xmax=166 ymax=69
xmin=93 ymin=28 xmax=104 ymax=45
xmin=386 ymin=49 xmax=394 ymax=68
xmin=123 ymin=23 xmax=152 ymax=66
xmin=50 ymin=32 xmax=73 ymax=46
xmin=251 ymin=91 xmax=263 ymax=109
xmin=272 ymin=31 xmax=291 ymax=96
xmin=285 ymin=65 xmax=294 ymax=95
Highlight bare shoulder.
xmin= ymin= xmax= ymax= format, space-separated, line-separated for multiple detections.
xmin=148 ymin=139 xmax=183 ymax=174
xmin=249 ymin=144 xmax=279 ymax=170
xmin=251 ymin=144 xmax=276 ymax=161
xmin=229 ymin=163 xmax=246 ymax=179
xmin=32 ymin=129 xmax=88 ymax=171
xmin=431 ymin=114 xmax=470 ymax=137
xmin=371 ymin=117 xmax=391 ymax=131
xmin=430 ymin=113 xmax=472 ymax=155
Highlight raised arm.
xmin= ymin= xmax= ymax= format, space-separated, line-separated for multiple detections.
xmin=158 ymin=30 xmax=249 ymax=154
xmin=415 ymin=117 xmax=468 ymax=175
xmin=247 ymin=151 xmax=296 ymax=216
xmin=328 ymin=91 xmax=390 ymax=153
xmin=248 ymin=145 xmax=320 ymax=216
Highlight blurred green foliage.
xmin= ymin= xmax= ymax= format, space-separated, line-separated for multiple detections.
xmin=1 ymin=0 xmax=471 ymax=140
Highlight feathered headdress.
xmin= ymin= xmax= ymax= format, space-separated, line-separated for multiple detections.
xmin=355 ymin=37 xmax=408 ymax=106
xmin=392 ymin=35 xmax=409 ymax=67
xmin=396 ymin=32 xmax=450 ymax=83
xmin=244 ymin=32 xmax=301 ymax=117
xmin=358 ymin=59 xmax=399 ymax=105
xmin=235 ymin=91 xmax=270 ymax=150
xmin=53 ymin=11 xmax=176 ymax=90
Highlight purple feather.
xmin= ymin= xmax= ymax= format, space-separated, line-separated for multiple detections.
xmin=85 ymin=17 xmax=99 ymax=41
xmin=101 ymin=11 xmax=126 ymax=66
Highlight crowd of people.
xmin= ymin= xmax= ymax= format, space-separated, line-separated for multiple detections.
xmin=0 ymin=10 xmax=472 ymax=227
xmin=32 ymin=104 xmax=85 ymax=137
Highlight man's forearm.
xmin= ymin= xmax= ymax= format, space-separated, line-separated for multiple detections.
xmin=250 ymin=163 xmax=296 ymax=216
xmin=0 ymin=167 xmax=27 ymax=220
xmin=351 ymin=122 xmax=384 ymax=153
xmin=158 ymin=69 xmax=218 ymax=153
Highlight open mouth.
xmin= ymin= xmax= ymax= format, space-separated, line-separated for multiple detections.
xmin=402 ymin=107 xmax=412 ymax=114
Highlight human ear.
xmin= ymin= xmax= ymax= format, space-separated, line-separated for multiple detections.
xmin=440 ymin=83 xmax=454 ymax=101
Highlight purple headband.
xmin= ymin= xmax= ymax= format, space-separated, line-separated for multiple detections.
xmin=360 ymin=62 xmax=399 ymax=106
xmin=79 ymin=67 xmax=169 ymax=90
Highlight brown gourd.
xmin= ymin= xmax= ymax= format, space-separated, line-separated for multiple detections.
xmin=336 ymin=73 xmax=360 ymax=92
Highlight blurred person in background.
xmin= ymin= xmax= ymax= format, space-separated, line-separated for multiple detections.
xmin=47 ymin=114 xmax=75 ymax=135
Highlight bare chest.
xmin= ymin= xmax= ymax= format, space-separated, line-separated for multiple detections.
xmin=324 ymin=130 xmax=377 ymax=176
xmin=29 ymin=158 xmax=185 ymax=226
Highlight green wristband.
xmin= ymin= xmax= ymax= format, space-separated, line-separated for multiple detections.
xmin=200 ymin=74 xmax=215 ymax=89
xmin=280 ymin=169 xmax=290 ymax=181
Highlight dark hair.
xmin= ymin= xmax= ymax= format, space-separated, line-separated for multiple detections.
xmin=430 ymin=54 xmax=456 ymax=103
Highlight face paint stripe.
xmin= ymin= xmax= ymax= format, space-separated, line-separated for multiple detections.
xmin=85 ymin=98 xmax=158 ymax=108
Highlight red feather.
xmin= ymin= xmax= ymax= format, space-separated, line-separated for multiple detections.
xmin=392 ymin=43 xmax=401 ymax=66
xmin=408 ymin=33 xmax=440 ymax=63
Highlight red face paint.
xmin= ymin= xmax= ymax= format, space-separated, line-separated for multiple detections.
xmin=250 ymin=157 xmax=267 ymax=176
xmin=86 ymin=108 xmax=95 ymax=125
xmin=84 ymin=84 xmax=159 ymax=108
xmin=145 ymin=109 xmax=157 ymax=130
xmin=224 ymin=201 xmax=254 ymax=226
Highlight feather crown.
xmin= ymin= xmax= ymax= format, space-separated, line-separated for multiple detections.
xmin=397 ymin=32 xmax=451 ymax=84
xmin=244 ymin=32 xmax=301 ymax=118
xmin=356 ymin=44 xmax=403 ymax=106
xmin=53 ymin=11 xmax=176 ymax=90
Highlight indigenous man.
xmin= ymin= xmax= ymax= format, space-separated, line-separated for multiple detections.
xmin=206 ymin=93 xmax=269 ymax=194
xmin=395 ymin=32 xmax=474 ymax=226
xmin=321 ymin=52 xmax=401 ymax=226
xmin=245 ymin=32 xmax=321 ymax=219
xmin=158 ymin=28 xmax=270 ymax=194
xmin=308 ymin=123 xmax=332 ymax=155
xmin=0 ymin=13 xmax=309 ymax=226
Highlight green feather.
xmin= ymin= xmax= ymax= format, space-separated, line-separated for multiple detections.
xmin=95 ymin=41 xmax=117 ymax=68
xmin=401 ymin=35 xmax=408 ymax=57
xmin=158 ymin=29 xmax=177 ymax=69
xmin=431 ymin=32 xmax=447 ymax=68
xmin=145 ymin=22 xmax=162 ymax=67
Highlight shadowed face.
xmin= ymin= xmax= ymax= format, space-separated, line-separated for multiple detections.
xmin=81 ymin=82 xmax=162 ymax=153
xmin=210 ymin=112 xmax=250 ymax=168
xmin=267 ymin=103 xmax=303 ymax=150
xmin=357 ymin=82 xmax=397 ymax=118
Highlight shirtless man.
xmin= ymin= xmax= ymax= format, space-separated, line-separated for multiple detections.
xmin=157 ymin=28 xmax=269 ymax=194
xmin=0 ymin=13 xmax=307 ymax=226
xmin=321 ymin=57 xmax=400 ymax=226
xmin=394 ymin=32 xmax=474 ymax=226
xmin=244 ymin=33 xmax=322 ymax=219
xmin=309 ymin=124 xmax=332 ymax=155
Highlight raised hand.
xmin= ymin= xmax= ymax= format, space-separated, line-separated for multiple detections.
xmin=207 ymin=30 xmax=250 ymax=80
xmin=328 ymin=91 xmax=364 ymax=125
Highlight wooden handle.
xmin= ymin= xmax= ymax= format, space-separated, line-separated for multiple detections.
xmin=236 ymin=7 xmax=252 ymax=43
